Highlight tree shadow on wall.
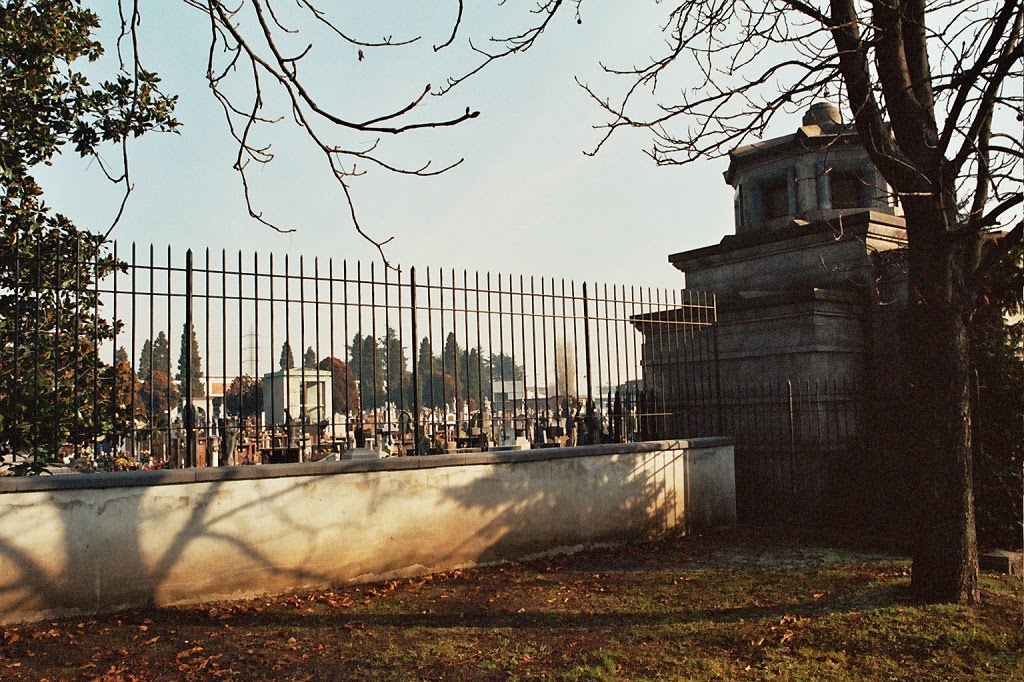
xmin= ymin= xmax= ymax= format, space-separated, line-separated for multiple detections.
xmin=430 ymin=448 xmax=695 ymax=568
xmin=0 ymin=471 xmax=339 ymax=621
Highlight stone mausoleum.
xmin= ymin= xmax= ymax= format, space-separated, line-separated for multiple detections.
xmin=653 ymin=103 xmax=909 ymax=397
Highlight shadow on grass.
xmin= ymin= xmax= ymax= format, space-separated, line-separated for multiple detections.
xmin=157 ymin=576 xmax=914 ymax=632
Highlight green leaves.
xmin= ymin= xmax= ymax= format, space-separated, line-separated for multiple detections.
xmin=0 ymin=1 xmax=178 ymax=471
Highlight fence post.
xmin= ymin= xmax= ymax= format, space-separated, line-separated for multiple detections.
xmin=410 ymin=267 xmax=421 ymax=455
xmin=184 ymin=249 xmax=196 ymax=468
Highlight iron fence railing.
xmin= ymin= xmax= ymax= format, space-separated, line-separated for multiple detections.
xmin=0 ymin=241 xmax=718 ymax=469
xmin=713 ymin=378 xmax=868 ymax=525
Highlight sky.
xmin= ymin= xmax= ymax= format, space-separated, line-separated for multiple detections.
xmin=37 ymin=0 xmax=746 ymax=291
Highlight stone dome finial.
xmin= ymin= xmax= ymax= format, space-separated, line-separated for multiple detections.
xmin=802 ymin=102 xmax=842 ymax=129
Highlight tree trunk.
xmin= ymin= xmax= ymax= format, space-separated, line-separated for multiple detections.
xmin=904 ymin=200 xmax=980 ymax=605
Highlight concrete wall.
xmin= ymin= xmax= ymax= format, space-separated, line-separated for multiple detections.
xmin=0 ymin=439 xmax=735 ymax=624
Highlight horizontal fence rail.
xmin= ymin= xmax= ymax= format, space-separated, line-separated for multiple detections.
xmin=0 ymin=241 xmax=719 ymax=471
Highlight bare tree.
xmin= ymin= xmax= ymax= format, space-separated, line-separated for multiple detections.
xmin=109 ymin=1 xmax=482 ymax=263
xmin=560 ymin=0 xmax=1019 ymax=605
xmin=435 ymin=0 xmax=1021 ymax=604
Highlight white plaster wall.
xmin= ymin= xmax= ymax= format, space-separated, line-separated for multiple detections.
xmin=0 ymin=441 xmax=734 ymax=624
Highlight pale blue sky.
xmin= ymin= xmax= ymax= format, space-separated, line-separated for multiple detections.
xmin=39 ymin=1 xmax=751 ymax=290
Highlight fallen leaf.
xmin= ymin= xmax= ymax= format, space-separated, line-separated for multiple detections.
xmin=176 ymin=645 xmax=204 ymax=661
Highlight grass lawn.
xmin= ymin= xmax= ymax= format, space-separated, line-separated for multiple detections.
xmin=0 ymin=530 xmax=1020 ymax=680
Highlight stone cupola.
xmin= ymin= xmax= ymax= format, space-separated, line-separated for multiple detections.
xmin=723 ymin=103 xmax=901 ymax=238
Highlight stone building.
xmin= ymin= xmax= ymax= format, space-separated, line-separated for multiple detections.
xmin=632 ymin=103 xmax=926 ymax=526
xmin=643 ymin=103 xmax=909 ymax=400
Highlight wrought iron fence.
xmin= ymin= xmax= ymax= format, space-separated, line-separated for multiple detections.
xmin=715 ymin=378 xmax=868 ymax=525
xmin=0 ymin=241 xmax=719 ymax=469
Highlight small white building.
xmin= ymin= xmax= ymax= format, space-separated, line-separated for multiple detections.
xmin=262 ymin=368 xmax=333 ymax=426
xmin=492 ymin=379 xmax=548 ymax=414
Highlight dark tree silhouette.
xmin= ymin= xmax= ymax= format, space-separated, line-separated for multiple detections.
xmin=279 ymin=342 xmax=295 ymax=371
xmin=176 ymin=321 xmax=205 ymax=399
xmin=318 ymin=357 xmax=361 ymax=415
xmin=224 ymin=375 xmax=262 ymax=419
xmin=139 ymin=370 xmax=180 ymax=429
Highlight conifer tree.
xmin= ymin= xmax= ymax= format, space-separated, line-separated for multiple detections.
xmin=279 ymin=341 xmax=295 ymax=371
xmin=176 ymin=321 xmax=205 ymax=398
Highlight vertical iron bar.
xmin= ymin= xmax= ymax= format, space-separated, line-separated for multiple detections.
xmin=570 ymin=280 xmax=581 ymax=422
xmin=314 ymin=257 xmax=323 ymax=451
xmin=383 ymin=264 xmax=391 ymax=444
xmin=540 ymin=278 xmax=550 ymax=424
xmin=147 ymin=244 xmax=154 ymax=460
xmin=241 ymin=252 xmax=250 ymax=451
xmin=343 ymin=260 xmax=350 ymax=443
xmin=629 ymin=285 xmax=641 ymax=438
xmin=612 ymin=283 xmax=623 ymax=439
xmin=53 ymin=238 xmax=63 ymax=454
xmin=426 ymin=267 xmax=436 ymax=441
xmin=220 ymin=249 xmax=228 ymax=465
xmin=165 ymin=246 xmax=172 ymax=465
xmin=299 ymin=255 xmax=307 ymax=462
xmin=329 ymin=258 xmax=337 ymax=445
xmin=410 ymin=267 xmax=421 ymax=454
xmin=438 ymin=268 xmax=447 ymax=438
xmin=269 ymin=252 xmax=276 ymax=453
xmin=285 ymin=254 xmax=293 ymax=449
xmin=130 ymin=243 xmax=138 ymax=458
xmin=582 ymin=281 xmax=594 ymax=436
xmin=451 ymin=269 xmax=460 ymax=436
xmin=11 ymin=234 xmax=22 ymax=457
xmin=559 ymin=279 xmax=571 ymax=439
xmin=111 ymin=242 xmax=119 ymax=457
xmin=788 ymin=378 xmax=796 ymax=506
xmin=497 ymin=273 xmax=506 ymax=442
xmin=204 ymin=248 xmax=211 ymax=463
xmin=253 ymin=251 xmax=260 ymax=454
xmin=356 ymin=261 xmax=363 ymax=441
xmin=530 ymin=275 xmax=539 ymax=442
xmin=602 ymin=283 xmax=613 ymax=432
xmin=463 ymin=269 xmax=471 ymax=434
xmin=370 ymin=262 xmax=378 ymax=445
xmin=475 ymin=271 xmax=485 ymax=442
xmin=32 ymin=235 xmax=42 ymax=460
xmin=486 ymin=272 xmax=496 ymax=443
xmin=518 ymin=275 xmax=527 ymax=441
xmin=185 ymin=249 xmax=195 ymax=468
xmin=91 ymin=240 xmax=100 ymax=458
xmin=398 ymin=265 xmax=407 ymax=452
xmin=712 ymin=294 xmax=724 ymax=435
